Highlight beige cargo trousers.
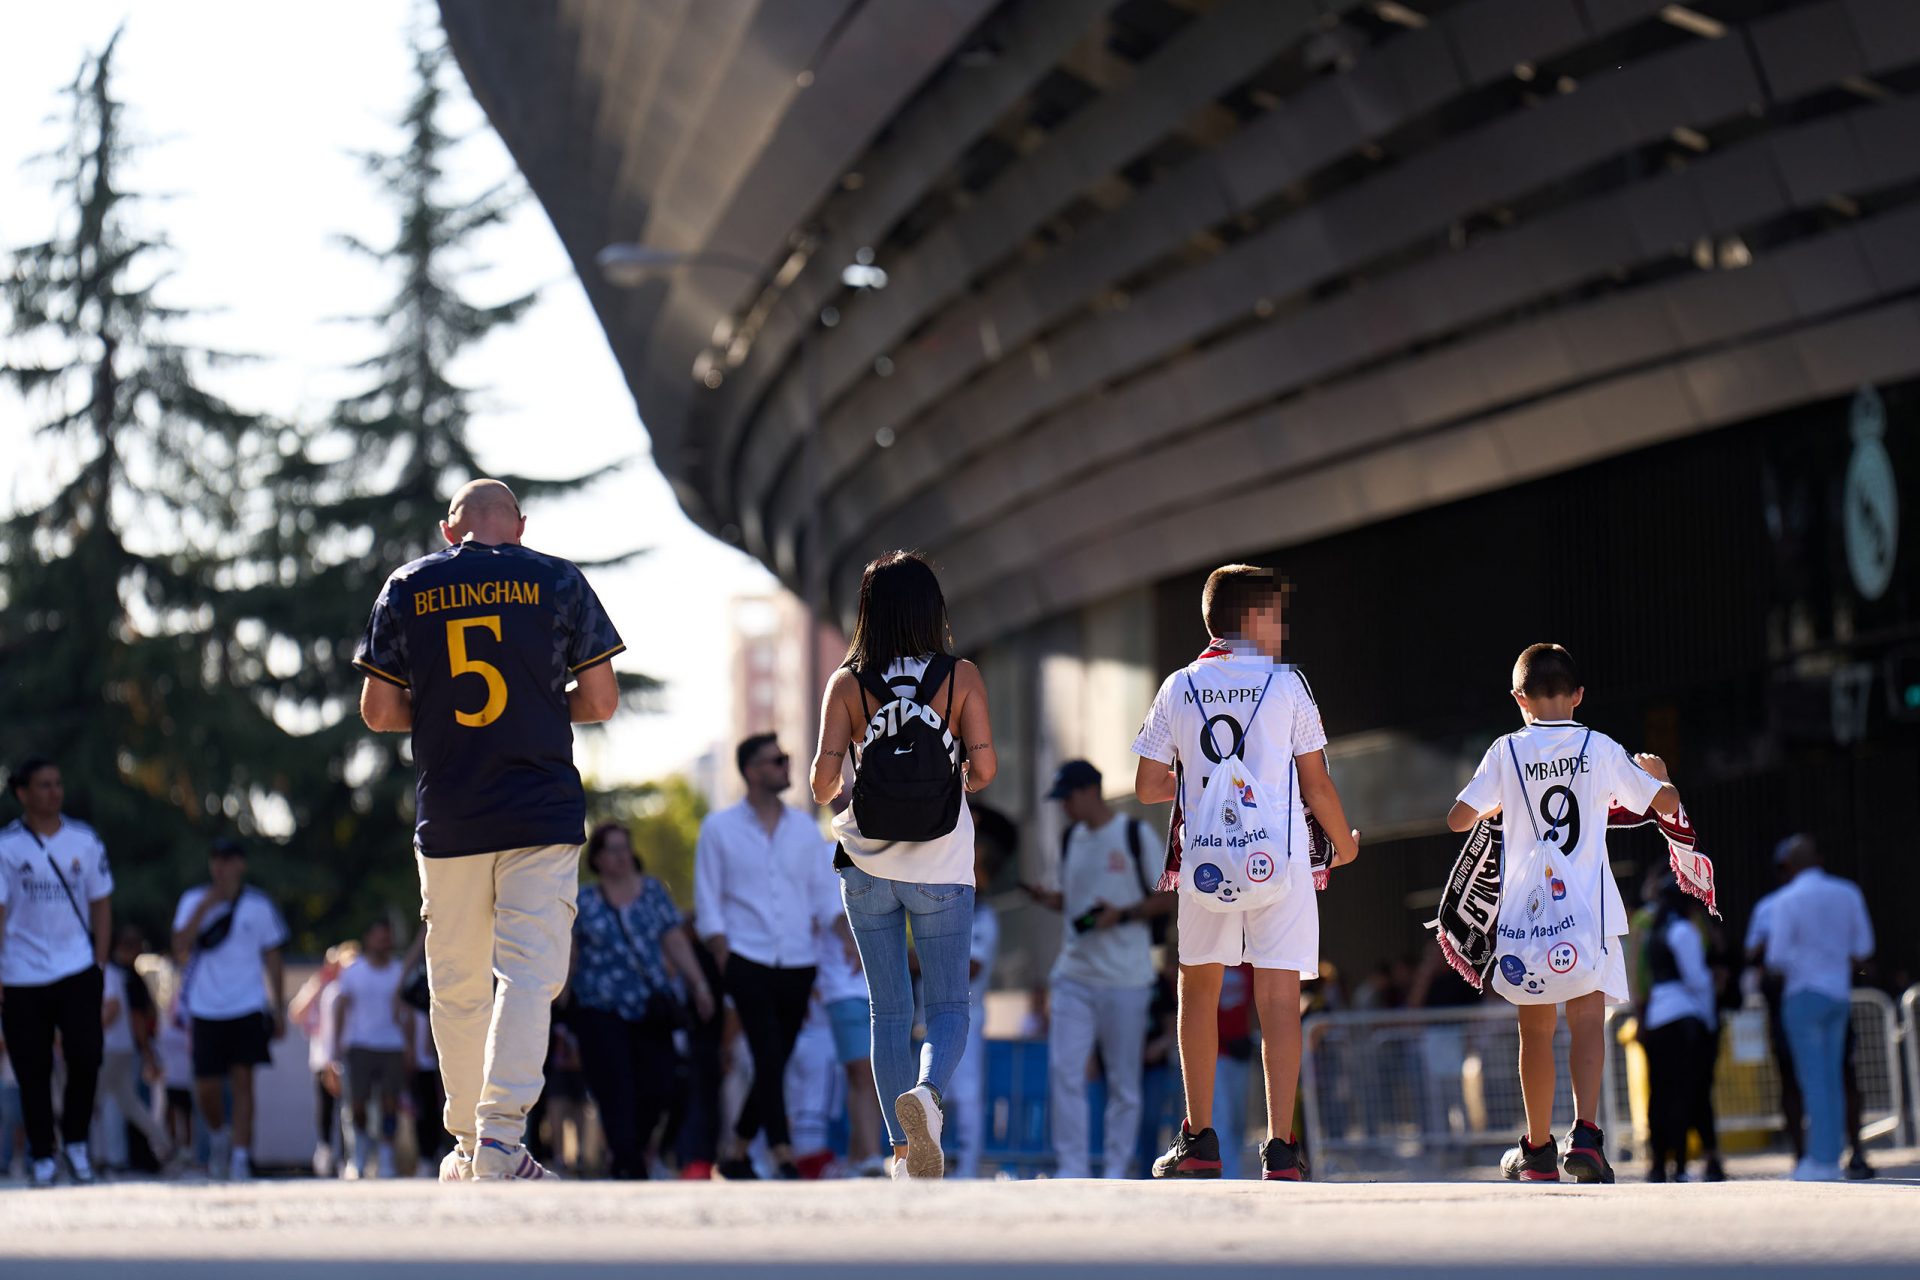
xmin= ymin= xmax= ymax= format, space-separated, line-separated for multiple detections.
xmin=417 ymin=843 xmax=579 ymax=1154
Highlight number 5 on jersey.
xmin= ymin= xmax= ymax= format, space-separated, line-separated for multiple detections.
xmin=447 ymin=616 xmax=507 ymax=727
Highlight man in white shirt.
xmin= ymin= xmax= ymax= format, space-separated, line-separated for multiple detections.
xmin=694 ymin=734 xmax=845 ymax=1179
xmin=1762 ymin=834 xmax=1874 ymax=1182
xmin=332 ymin=920 xmax=409 ymax=1178
xmin=1744 ymin=841 xmax=1872 ymax=1178
xmin=172 ymin=839 xmax=289 ymax=1181
xmin=1026 ymin=760 xmax=1172 ymax=1178
xmin=0 ymin=757 xmax=114 ymax=1187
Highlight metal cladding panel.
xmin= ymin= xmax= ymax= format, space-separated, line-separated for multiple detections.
xmin=444 ymin=0 xmax=1920 ymax=636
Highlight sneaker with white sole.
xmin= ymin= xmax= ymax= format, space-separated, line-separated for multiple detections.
xmin=64 ymin=1143 xmax=96 ymax=1186
xmin=473 ymin=1139 xmax=557 ymax=1181
xmin=439 ymin=1149 xmax=475 ymax=1183
xmin=889 ymin=1154 xmax=911 ymax=1181
xmin=894 ymin=1086 xmax=945 ymax=1180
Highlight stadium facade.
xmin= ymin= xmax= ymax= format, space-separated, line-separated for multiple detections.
xmin=441 ymin=0 xmax=1920 ymax=983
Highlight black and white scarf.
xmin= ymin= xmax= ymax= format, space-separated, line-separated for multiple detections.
xmin=1431 ymin=802 xmax=1717 ymax=991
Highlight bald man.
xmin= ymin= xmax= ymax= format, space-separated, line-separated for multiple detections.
xmin=353 ymin=478 xmax=624 ymax=1181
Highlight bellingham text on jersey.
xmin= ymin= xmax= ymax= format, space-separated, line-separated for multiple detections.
xmin=412 ymin=579 xmax=541 ymax=615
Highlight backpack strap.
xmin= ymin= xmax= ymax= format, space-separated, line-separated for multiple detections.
xmin=1123 ymin=817 xmax=1156 ymax=898
xmin=849 ymin=664 xmax=897 ymax=712
xmin=913 ymin=654 xmax=958 ymax=714
xmin=1058 ymin=821 xmax=1076 ymax=862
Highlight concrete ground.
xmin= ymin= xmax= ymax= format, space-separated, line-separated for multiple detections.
xmin=1 ymin=1154 xmax=1917 ymax=1280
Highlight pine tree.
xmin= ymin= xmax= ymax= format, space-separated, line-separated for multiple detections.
xmin=0 ymin=30 xmax=288 ymax=936
xmin=223 ymin=34 xmax=650 ymax=946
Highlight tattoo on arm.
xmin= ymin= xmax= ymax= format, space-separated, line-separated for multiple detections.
xmin=820 ymin=749 xmax=845 ymax=759
xmin=968 ymin=742 xmax=993 ymax=753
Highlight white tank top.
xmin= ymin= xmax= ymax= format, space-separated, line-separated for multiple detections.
xmin=830 ymin=654 xmax=976 ymax=887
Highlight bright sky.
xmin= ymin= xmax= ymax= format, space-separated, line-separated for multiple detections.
xmin=0 ymin=1 xmax=777 ymax=785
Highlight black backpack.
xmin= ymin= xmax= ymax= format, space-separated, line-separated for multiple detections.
xmin=849 ymin=655 xmax=964 ymax=844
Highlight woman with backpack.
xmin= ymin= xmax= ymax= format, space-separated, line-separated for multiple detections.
xmin=1638 ymin=875 xmax=1724 ymax=1182
xmin=810 ymin=551 xmax=996 ymax=1179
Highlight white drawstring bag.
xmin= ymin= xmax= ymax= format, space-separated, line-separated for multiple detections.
xmin=1179 ymin=672 xmax=1294 ymax=914
xmin=1489 ymin=729 xmax=1608 ymax=1005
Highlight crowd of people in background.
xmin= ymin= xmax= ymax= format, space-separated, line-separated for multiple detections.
xmin=0 ymin=495 xmax=1896 ymax=1187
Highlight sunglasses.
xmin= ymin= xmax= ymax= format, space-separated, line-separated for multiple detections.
xmin=756 ymin=753 xmax=792 ymax=768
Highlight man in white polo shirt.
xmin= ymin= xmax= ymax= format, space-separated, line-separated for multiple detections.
xmin=1027 ymin=760 xmax=1172 ymax=1178
xmin=172 ymin=838 xmax=288 ymax=1181
xmin=0 ymin=757 xmax=114 ymax=1187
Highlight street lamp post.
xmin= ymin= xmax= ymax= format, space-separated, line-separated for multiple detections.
xmin=596 ymin=241 xmax=879 ymax=786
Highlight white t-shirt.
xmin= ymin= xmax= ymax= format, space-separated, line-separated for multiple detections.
xmin=970 ymin=901 xmax=999 ymax=1017
xmin=813 ymin=919 xmax=869 ymax=1005
xmin=1050 ymin=814 xmax=1160 ymax=990
xmin=830 ymin=655 xmax=978 ymax=888
xmin=1764 ymin=868 xmax=1874 ymax=1002
xmin=1455 ymin=721 xmax=1664 ymax=944
xmin=101 ymin=962 xmax=137 ymax=1055
xmin=172 ymin=885 xmax=289 ymax=1020
xmin=1132 ymin=646 xmax=1328 ymax=863
xmin=158 ymin=997 xmax=194 ymax=1089
xmin=311 ymin=980 xmax=342 ymax=1071
xmin=1645 ymin=915 xmax=1716 ymax=1031
xmin=334 ymin=955 xmax=408 ymax=1053
xmin=0 ymin=818 xmax=112 ymax=986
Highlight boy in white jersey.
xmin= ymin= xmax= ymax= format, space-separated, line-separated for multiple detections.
xmin=1448 ymin=643 xmax=1681 ymax=1184
xmin=1132 ymin=566 xmax=1359 ymax=1181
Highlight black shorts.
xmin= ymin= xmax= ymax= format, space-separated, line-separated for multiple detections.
xmin=192 ymin=1012 xmax=273 ymax=1079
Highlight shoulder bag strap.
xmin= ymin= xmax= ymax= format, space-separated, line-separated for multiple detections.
xmin=27 ymin=829 xmax=92 ymax=937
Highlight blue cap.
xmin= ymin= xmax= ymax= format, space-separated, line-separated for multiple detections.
xmin=1046 ymin=759 xmax=1102 ymax=800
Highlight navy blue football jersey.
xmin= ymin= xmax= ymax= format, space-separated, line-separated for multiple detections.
xmin=352 ymin=538 xmax=624 ymax=857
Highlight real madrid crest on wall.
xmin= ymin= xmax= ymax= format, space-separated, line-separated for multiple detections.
xmin=1845 ymin=386 xmax=1898 ymax=602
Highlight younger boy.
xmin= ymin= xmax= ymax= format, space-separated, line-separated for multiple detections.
xmin=1133 ymin=565 xmax=1359 ymax=1181
xmin=1447 ymin=643 xmax=1681 ymax=1183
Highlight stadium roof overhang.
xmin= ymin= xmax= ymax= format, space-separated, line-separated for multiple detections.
xmin=441 ymin=0 xmax=1920 ymax=645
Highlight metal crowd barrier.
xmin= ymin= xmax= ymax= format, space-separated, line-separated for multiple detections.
xmin=1301 ymin=988 xmax=1907 ymax=1178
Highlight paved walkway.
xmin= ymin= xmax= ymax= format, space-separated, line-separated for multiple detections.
xmin=1 ymin=1159 xmax=1916 ymax=1279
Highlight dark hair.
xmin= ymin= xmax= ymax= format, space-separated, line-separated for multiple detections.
xmin=586 ymin=820 xmax=644 ymax=876
xmin=1512 ymin=643 xmax=1581 ymax=699
xmin=735 ymin=733 xmax=780 ymax=778
xmin=1202 ymin=565 xmax=1286 ymax=637
xmin=8 ymin=756 xmax=55 ymax=796
xmin=209 ymin=837 xmax=247 ymax=860
xmin=844 ymin=551 xmax=951 ymax=675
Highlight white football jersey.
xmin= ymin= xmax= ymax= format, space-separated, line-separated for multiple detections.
xmin=1456 ymin=720 xmax=1664 ymax=940
xmin=1133 ymin=644 xmax=1328 ymax=860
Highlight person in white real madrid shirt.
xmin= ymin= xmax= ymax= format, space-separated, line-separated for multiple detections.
xmin=172 ymin=838 xmax=289 ymax=1181
xmin=0 ymin=757 xmax=114 ymax=1187
xmin=1025 ymin=760 xmax=1173 ymax=1178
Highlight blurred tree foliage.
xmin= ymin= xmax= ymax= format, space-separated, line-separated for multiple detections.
xmin=3 ymin=31 xmax=655 ymax=954
xmin=0 ymin=30 xmax=294 ymax=941
xmin=588 ymin=776 xmax=709 ymax=911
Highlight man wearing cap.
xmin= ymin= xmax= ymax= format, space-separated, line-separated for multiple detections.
xmin=1751 ymin=834 xmax=1875 ymax=1181
xmin=172 ymin=838 xmax=289 ymax=1181
xmin=1024 ymin=760 xmax=1173 ymax=1178
xmin=354 ymin=478 xmax=623 ymax=1182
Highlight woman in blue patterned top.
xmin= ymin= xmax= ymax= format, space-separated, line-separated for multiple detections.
xmin=569 ymin=821 xmax=714 ymax=1178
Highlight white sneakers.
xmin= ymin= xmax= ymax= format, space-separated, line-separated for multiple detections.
xmin=894 ymin=1086 xmax=945 ymax=1180
xmin=64 ymin=1143 xmax=96 ymax=1185
xmin=472 ymin=1140 xmax=557 ymax=1181
xmin=439 ymin=1148 xmax=475 ymax=1183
